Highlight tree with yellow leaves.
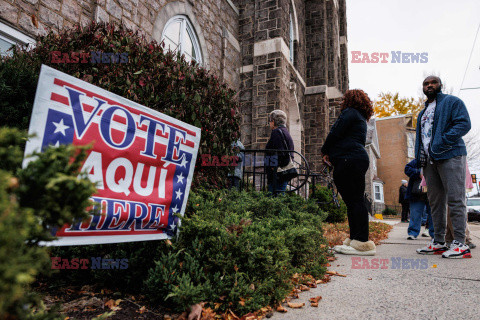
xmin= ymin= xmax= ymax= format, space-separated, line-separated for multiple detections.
xmin=373 ymin=92 xmax=424 ymax=127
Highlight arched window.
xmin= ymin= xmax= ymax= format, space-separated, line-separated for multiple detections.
xmin=161 ymin=15 xmax=202 ymax=64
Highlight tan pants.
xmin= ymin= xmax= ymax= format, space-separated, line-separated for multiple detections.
xmin=445 ymin=209 xmax=472 ymax=244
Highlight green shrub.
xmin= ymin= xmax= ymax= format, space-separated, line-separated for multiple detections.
xmin=144 ymin=189 xmax=328 ymax=314
xmin=382 ymin=206 xmax=398 ymax=216
xmin=310 ymin=185 xmax=347 ymax=223
xmin=0 ymin=170 xmax=49 ymax=318
xmin=17 ymin=145 xmax=97 ymax=242
xmin=50 ymin=189 xmax=329 ymax=315
xmin=0 ymin=22 xmax=240 ymax=188
xmin=0 ymin=127 xmax=96 ymax=319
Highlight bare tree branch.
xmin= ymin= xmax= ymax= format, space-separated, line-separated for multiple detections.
xmin=465 ymin=130 xmax=480 ymax=171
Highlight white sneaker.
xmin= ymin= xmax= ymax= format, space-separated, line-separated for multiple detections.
xmin=334 ymin=245 xmax=376 ymax=256
xmin=421 ymin=228 xmax=430 ymax=237
xmin=416 ymin=239 xmax=448 ymax=255
xmin=442 ymin=240 xmax=472 ymax=259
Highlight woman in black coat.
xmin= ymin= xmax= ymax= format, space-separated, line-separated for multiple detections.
xmin=321 ymin=89 xmax=375 ymax=255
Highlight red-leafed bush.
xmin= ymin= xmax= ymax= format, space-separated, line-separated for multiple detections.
xmin=0 ymin=22 xmax=240 ymax=188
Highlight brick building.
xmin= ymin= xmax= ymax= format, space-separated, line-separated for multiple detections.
xmin=376 ymin=114 xmax=416 ymax=211
xmin=1 ymin=0 xmax=349 ymax=173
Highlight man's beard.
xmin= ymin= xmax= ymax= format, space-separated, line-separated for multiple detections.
xmin=424 ymin=86 xmax=441 ymax=99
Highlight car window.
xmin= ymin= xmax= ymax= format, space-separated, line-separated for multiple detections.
xmin=467 ymin=199 xmax=480 ymax=206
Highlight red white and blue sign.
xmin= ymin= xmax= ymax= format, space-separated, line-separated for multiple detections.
xmin=24 ymin=65 xmax=201 ymax=246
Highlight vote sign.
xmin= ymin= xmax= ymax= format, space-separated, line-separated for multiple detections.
xmin=24 ymin=65 xmax=201 ymax=246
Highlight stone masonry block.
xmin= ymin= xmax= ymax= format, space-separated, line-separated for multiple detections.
xmin=117 ymin=0 xmax=132 ymax=12
xmin=95 ymin=6 xmax=109 ymax=23
xmin=41 ymin=0 xmax=61 ymax=12
xmin=122 ymin=17 xmax=136 ymax=31
xmin=106 ymin=0 xmax=122 ymax=20
xmin=18 ymin=11 xmax=47 ymax=36
xmin=39 ymin=6 xmax=64 ymax=29
xmin=0 ymin=0 xmax=18 ymax=24
xmin=62 ymin=0 xmax=81 ymax=22
xmin=17 ymin=0 xmax=36 ymax=14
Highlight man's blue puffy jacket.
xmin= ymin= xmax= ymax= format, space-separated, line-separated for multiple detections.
xmin=414 ymin=92 xmax=471 ymax=162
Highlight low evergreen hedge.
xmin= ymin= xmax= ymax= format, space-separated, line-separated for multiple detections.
xmin=0 ymin=127 xmax=97 ymax=319
xmin=310 ymin=185 xmax=348 ymax=223
xmin=50 ymin=189 xmax=329 ymax=315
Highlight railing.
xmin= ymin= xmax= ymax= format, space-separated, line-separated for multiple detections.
xmin=237 ymin=149 xmax=338 ymax=204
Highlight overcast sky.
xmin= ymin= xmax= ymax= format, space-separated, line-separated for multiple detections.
xmin=346 ymin=0 xmax=480 ymax=170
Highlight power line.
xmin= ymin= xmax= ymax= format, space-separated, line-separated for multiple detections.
xmin=459 ymin=20 xmax=480 ymax=95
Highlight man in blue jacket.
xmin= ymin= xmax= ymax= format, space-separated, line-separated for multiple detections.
xmin=415 ymin=76 xmax=472 ymax=258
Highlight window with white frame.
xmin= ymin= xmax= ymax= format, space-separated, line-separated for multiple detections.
xmin=406 ymin=131 xmax=415 ymax=159
xmin=161 ymin=15 xmax=202 ymax=64
xmin=0 ymin=35 xmax=15 ymax=57
xmin=373 ymin=182 xmax=384 ymax=203
xmin=0 ymin=22 xmax=35 ymax=57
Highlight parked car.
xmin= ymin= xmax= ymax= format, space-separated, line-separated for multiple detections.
xmin=467 ymin=197 xmax=480 ymax=222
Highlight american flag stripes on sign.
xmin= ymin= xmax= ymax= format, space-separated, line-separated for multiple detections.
xmin=24 ymin=65 xmax=201 ymax=246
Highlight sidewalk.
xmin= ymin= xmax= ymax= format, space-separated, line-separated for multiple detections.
xmin=271 ymin=221 xmax=480 ymax=320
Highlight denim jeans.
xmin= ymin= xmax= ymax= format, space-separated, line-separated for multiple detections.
xmin=267 ymin=179 xmax=288 ymax=196
xmin=421 ymin=209 xmax=428 ymax=225
xmin=408 ymin=201 xmax=434 ymax=238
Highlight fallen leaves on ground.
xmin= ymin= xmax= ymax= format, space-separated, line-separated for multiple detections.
xmin=309 ymin=296 xmax=322 ymax=307
xmin=201 ymin=307 xmax=216 ymax=320
xmin=276 ymin=305 xmax=288 ymax=313
xmin=104 ymin=298 xmax=122 ymax=311
xmin=368 ymin=222 xmax=394 ymax=245
xmin=35 ymin=221 xmax=392 ymax=320
xmin=326 ymin=270 xmax=346 ymax=277
xmin=323 ymin=221 xmax=393 ymax=247
xmin=187 ymin=304 xmax=203 ymax=320
xmin=286 ymin=302 xmax=304 ymax=309
xmin=61 ymin=296 xmax=103 ymax=313
xmin=298 ymin=284 xmax=309 ymax=291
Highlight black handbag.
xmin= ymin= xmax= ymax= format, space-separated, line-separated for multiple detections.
xmin=411 ymin=178 xmax=425 ymax=195
xmin=276 ymin=129 xmax=299 ymax=181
